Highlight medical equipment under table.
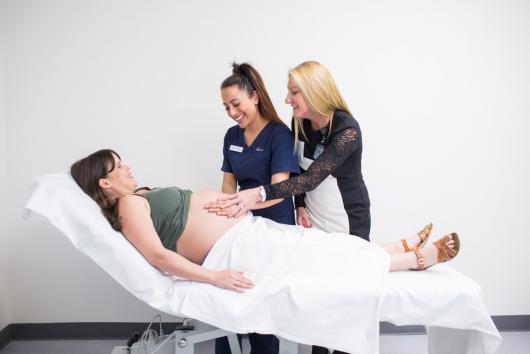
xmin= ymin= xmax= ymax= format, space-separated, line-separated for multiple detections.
xmin=110 ymin=318 xmax=297 ymax=354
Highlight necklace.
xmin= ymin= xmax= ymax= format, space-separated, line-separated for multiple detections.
xmin=320 ymin=130 xmax=326 ymax=144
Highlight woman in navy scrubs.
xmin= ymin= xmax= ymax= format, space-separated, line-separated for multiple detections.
xmin=215 ymin=63 xmax=299 ymax=354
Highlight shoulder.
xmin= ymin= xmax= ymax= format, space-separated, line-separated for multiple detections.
xmin=269 ymin=123 xmax=295 ymax=143
xmin=224 ymin=125 xmax=242 ymax=140
xmin=331 ymin=110 xmax=361 ymax=135
xmin=118 ymin=194 xmax=150 ymax=214
xmin=333 ymin=110 xmax=359 ymax=128
xmin=226 ymin=125 xmax=242 ymax=135
xmin=270 ymin=122 xmax=293 ymax=135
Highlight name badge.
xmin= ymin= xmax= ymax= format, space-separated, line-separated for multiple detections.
xmin=229 ymin=145 xmax=244 ymax=153
xmin=313 ymin=144 xmax=325 ymax=159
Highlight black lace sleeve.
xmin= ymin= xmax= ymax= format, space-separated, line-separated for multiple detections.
xmin=264 ymin=128 xmax=358 ymax=200
xmin=294 ymin=167 xmax=307 ymax=208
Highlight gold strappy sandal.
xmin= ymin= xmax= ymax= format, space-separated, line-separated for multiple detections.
xmin=414 ymin=232 xmax=460 ymax=270
xmin=401 ymin=223 xmax=433 ymax=252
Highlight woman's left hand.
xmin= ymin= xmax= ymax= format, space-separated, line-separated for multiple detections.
xmin=205 ymin=199 xmax=244 ymax=217
xmin=204 ymin=187 xmax=261 ymax=218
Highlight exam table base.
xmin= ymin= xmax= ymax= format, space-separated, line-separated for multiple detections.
xmin=110 ymin=319 xmax=298 ymax=354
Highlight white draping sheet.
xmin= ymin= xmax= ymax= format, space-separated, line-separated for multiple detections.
xmin=25 ymin=173 xmax=502 ymax=354
xmin=380 ymin=266 xmax=502 ymax=354
xmin=177 ymin=215 xmax=390 ymax=353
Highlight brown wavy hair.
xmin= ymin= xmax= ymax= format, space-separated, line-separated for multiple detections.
xmin=70 ymin=149 xmax=122 ymax=231
xmin=221 ymin=62 xmax=285 ymax=126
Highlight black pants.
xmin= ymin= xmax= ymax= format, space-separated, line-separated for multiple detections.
xmin=312 ymin=346 xmax=348 ymax=354
xmin=215 ymin=334 xmax=279 ymax=354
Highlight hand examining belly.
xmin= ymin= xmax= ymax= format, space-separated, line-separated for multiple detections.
xmin=204 ymin=198 xmax=249 ymax=217
xmin=204 ymin=188 xmax=260 ymax=218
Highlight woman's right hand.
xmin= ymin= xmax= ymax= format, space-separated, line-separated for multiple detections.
xmin=296 ymin=207 xmax=312 ymax=228
xmin=210 ymin=269 xmax=254 ymax=292
xmin=204 ymin=188 xmax=261 ymax=218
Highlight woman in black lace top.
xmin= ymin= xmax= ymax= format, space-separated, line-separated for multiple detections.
xmin=207 ymin=61 xmax=371 ymax=241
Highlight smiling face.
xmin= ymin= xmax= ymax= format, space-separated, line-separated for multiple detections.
xmin=98 ymin=153 xmax=138 ymax=196
xmin=221 ymin=85 xmax=259 ymax=129
xmin=285 ymin=76 xmax=314 ymax=119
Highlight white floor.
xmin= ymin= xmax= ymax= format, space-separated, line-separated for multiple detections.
xmin=1 ymin=332 xmax=529 ymax=354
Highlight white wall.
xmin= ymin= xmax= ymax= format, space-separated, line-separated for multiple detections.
xmin=0 ymin=0 xmax=11 ymax=330
xmin=0 ymin=1 xmax=9 ymax=330
xmin=4 ymin=0 xmax=530 ymax=323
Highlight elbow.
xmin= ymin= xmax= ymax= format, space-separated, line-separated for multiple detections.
xmin=148 ymin=250 xmax=170 ymax=271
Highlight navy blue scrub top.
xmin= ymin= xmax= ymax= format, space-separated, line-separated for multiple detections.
xmin=222 ymin=122 xmax=300 ymax=225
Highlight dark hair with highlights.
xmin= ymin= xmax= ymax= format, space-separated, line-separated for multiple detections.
xmin=70 ymin=149 xmax=122 ymax=231
xmin=221 ymin=62 xmax=285 ymax=126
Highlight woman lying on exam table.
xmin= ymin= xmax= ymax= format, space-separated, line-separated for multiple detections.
xmin=70 ymin=149 xmax=460 ymax=292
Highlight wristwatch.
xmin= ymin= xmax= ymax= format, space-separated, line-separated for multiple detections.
xmin=259 ymin=186 xmax=266 ymax=202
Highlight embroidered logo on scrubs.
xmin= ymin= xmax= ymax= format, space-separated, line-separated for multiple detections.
xmin=255 ymin=146 xmax=264 ymax=152
xmin=229 ymin=145 xmax=244 ymax=153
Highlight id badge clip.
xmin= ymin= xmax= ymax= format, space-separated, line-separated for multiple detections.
xmin=313 ymin=144 xmax=325 ymax=159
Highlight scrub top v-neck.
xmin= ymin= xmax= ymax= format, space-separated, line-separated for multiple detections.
xmin=222 ymin=122 xmax=299 ymax=224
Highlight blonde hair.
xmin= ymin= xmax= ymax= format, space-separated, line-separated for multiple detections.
xmin=289 ymin=61 xmax=352 ymax=142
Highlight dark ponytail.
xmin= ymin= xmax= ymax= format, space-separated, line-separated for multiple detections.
xmin=221 ymin=62 xmax=284 ymax=125
xmin=70 ymin=149 xmax=122 ymax=231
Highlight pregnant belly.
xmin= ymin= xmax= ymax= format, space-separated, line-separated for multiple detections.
xmin=176 ymin=190 xmax=246 ymax=264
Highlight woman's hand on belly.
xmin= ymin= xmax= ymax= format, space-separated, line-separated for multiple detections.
xmin=204 ymin=198 xmax=247 ymax=217
xmin=204 ymin=188 xmax=261 ymax=218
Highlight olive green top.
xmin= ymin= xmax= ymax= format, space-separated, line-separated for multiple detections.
xmin=138 ymin=187 xmax=192 ymax=251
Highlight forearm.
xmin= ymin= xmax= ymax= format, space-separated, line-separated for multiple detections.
xmin=294 ymin=169 xmax=306 ymax=208
xmin=256 ymin=171 xmax=288 ymax=207
xmin=222 ymin=181 xmax=237 ymax=194
xmin=153 ymin=250 xmax=215 ymax=283
xmin=294 ymin=194 xmax=306 ymax=208
xmin=264 ymin=128 xmax=358 ymax=200
xmin=222 ymin=184 xmax=236 ymax=194
xmin=251 ymin=198 xmax=283 ymax=210
xmin=153 ymin=249 xmax=253 ymax=292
